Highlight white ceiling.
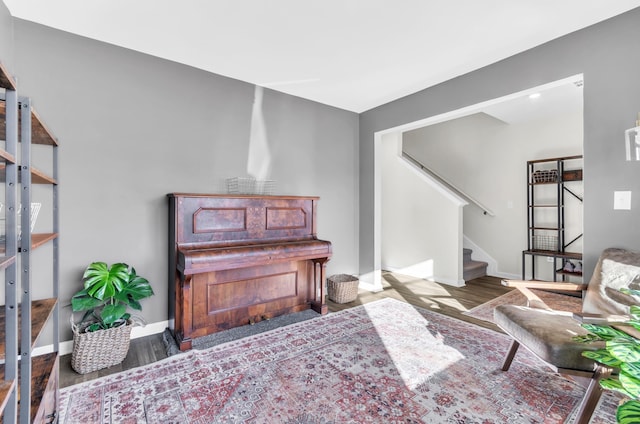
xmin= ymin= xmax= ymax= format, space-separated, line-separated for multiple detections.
xmin=4 ymin=1 xmax=640 ymax=113
xmin=482 ymin=76 xmax=584 ymax=125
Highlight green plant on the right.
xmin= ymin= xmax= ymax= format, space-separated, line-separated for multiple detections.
xmin=575 ymin=289 xmax=640 ymax=424
xmin=71 ymin=262 xmax=154 ymax=332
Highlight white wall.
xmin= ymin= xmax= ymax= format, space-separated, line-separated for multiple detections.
xmin=403 ymin=108 xmax=583 ymax=278
xmin=381 ymin=132 xmax=465 ymax=286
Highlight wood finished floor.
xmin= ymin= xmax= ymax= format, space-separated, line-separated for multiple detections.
xmin=59 ymin=273 xmax=512 ymax=388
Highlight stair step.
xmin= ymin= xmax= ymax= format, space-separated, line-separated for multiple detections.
xmin=463 ymin=248 xmax=473 ymax=262
xmin=463 ymin=247 xmax=488 ymax=280
xmin=464 ymin=259 xmax=488 ymax=281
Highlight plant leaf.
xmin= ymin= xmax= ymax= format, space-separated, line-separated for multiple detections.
xmin=608 ymin=338 xmax=640 ymax=363
xmin=620 ymin=369 xmax=640 ymax=399
xmin=111 ymin=290 xmax=132 ymax=307
xmin=87 ymin=323 xmax=103 ymax=332
xmin=100 ymin=303 xmax=127 ymax=326
xmin=600 ymin=376 xmax=639 ymax=400
xmin=574 ymin=333 xmax=604 ymax=343
xmin=71 ymin=288 xmax=104 ymax=312
xmin=622 ymin=361 xmax=640 ymax=378
xmin=124 ymin=296 xmax=142 ymax=311
xmin=583 ymin=349 xmax=624 ymax=368
xmin=75 ymin=262 xmax=153 ymax=330
xmin=621 ymin=288 xmax=640 ymax=298
xmin=111 ymin=276 xmax=153 ymax=310
xmin=600 ymin=377 xmax=629 ymax=395
xmin=123 ymin=275 xmax=154 ymax=300
xmin=108 ymin=263 xmax=130 ymax=292
xmin=618 ymin=400 xmax=640 ymax=424
xmin=70 ymin=295 xmax=103 ymax=312
xmin=82 ymin=262 xmax=130 ymax=300
xmin=582 ymin=324 xmax=629 ymax=341
xmin=600 ymin=376 xmax=638 ymax=399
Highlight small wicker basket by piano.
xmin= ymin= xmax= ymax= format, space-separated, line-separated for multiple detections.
xmin=327 ymin=274 xmax=359 ymax=304
xmin=71 ymin=317 xmax=133 ymax=374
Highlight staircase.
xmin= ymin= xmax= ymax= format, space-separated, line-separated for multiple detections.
xmin=463 ymin=248 xmax=488 ymax=281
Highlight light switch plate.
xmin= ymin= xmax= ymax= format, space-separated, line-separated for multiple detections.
xmin=614 ymin=191 xmax=632 ymax=210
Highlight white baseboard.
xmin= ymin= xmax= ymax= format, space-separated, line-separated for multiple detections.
xmin=438 ymin=276 xmax=466 ymax=287
xmin=35 ymin=320 xmax=170 ymax=357
xmin=491 ymin=271 xmax=521 ymax=280
xmin=383 ymin=265 xmax=466 ymax=288
xmin=130 ymin=320 xmax=170 ymax=340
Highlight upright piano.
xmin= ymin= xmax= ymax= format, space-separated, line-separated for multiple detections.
xmin=168 ymin=193 xmax=332 ymax=350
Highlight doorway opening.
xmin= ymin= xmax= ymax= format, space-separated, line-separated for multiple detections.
xmin=361 ymin=75 xmax=584 ymax=292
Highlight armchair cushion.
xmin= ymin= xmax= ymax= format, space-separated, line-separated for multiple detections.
xmin=494 ymin=305 xmax=604 ymax=372
xmin=582 ymin=248 xmax=640 ymax=315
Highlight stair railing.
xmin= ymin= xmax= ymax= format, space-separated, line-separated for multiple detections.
xmin=402 ymin=152 xmax=495 ymax=217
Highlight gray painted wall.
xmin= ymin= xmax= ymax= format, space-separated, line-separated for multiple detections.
xmin=360 ymin=7 xmax=640 ymax=280
xmin=10 ymin=19 xmax=359 ymax=342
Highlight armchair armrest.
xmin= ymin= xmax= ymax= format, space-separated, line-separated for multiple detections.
xmin=501 ymin=279 xmax=587 ymax=292
xmin=572 ymin=313 xmax=630 ymax=325
xmin=573 ymin=313 xmax=640 ymax=340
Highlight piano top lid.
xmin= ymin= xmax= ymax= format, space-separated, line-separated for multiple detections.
xmin=170 ymin=194 xmax=324 ymax=249
xmin=168 ymin=193 xmax=320 ymax=200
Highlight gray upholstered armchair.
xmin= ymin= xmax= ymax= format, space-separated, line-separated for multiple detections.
xmin=494 ymin=247 xmax=640 ymax=424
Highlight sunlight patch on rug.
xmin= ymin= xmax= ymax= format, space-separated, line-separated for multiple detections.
xmin=362 ymin=300 xmax=464 ymax=390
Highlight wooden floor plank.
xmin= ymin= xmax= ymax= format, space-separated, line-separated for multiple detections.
xmin=59 ymin=274 xmax=510 ymax=388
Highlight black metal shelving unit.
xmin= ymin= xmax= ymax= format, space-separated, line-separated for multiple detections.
xmin=522 ymin=155 xmax=583 ymax=281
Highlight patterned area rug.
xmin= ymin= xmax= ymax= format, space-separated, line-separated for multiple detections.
xmin=463 ymin=288 xmax=583 ymax=323
xmin=59 ymin=298 xmax=619 ymax=423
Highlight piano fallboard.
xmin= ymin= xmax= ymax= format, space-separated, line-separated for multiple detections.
xmin=179 ymin=239 xmax=332 ymax=275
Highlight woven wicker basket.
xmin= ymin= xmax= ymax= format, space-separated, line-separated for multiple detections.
xmin=327 ymin=274 xmax=359 ymax=304
xmin=71 ymin=318 xmax=133 ymax=374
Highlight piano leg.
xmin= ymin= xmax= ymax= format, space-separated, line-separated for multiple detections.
xmin=175 ymin=274 xmax=194 ymax=351
xmin=175 ymin=333 xmax=193 ymax=351
xmin=311 ymin=258 xmax=329 ymax=314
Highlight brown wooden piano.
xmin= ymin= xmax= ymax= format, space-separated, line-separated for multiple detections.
xmin=168 ymin=193 xmax=332 ymax=351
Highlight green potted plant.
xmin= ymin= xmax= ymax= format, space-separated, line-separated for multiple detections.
xmin=575 ymin=288 xmax=640 ymax=423
xmin=70 ymin=262 xmax=154 ymax=374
